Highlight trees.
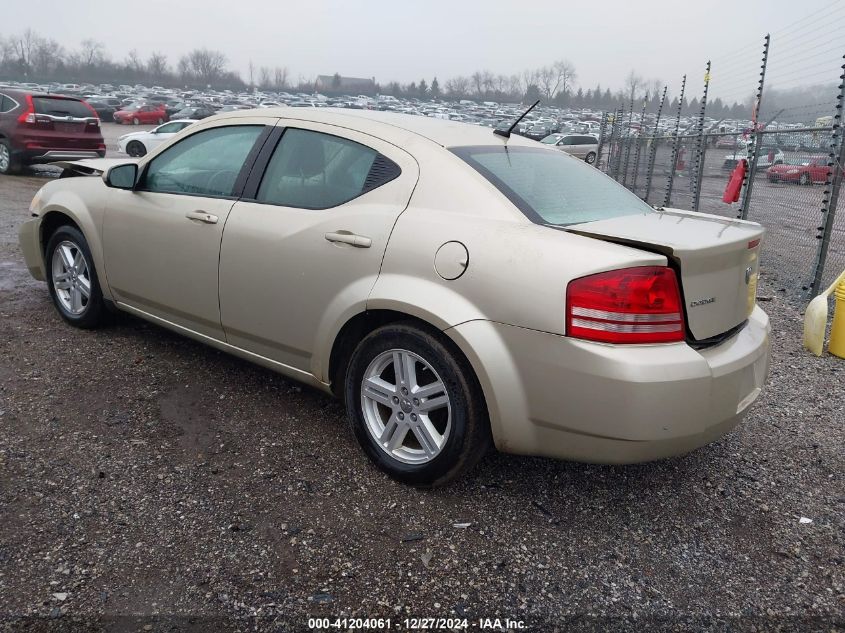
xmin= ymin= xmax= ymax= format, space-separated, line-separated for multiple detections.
xmin=147 ymin=52 xmax=168 ymax=81
xmin=180 ymin=48 xmax=227 ymax=86
xmin=430 ymin=77 xmax=440 ymax=98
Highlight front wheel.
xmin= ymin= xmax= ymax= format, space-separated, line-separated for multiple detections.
xmin=46 ymin=226 xmax=107 ymax=329
xmin=157 ymin=118 xmax=164 ymax=125
xmin=132 ymin=117 xmax=140 ymax=125
xmin=585 ymin=151 xmax=597 ymax=165
xmin=345 ymin=323 xmax=491 ymax=486
xmin=799 ymin=173 xmax=811 ymax=185
xmin=126 ymin=140 xmax=146 ymax=157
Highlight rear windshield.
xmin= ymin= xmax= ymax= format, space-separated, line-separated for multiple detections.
xmin=452 ymin=145 xmax=653 ymax=226
xmin=33 ymin=97 xmax=92 ymax=118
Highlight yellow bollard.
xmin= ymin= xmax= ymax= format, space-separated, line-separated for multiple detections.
xmin=830 ymin=280 xmax=845 ymax=359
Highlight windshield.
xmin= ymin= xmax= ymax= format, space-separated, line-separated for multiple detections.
xmin=452 ymin=145 xmax=653 ymax=226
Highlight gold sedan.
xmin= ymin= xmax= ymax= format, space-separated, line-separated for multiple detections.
xmin=18 ymin=109 xmax=770 ymax=485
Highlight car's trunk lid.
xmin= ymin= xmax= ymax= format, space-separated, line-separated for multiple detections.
xmin=566 ymin=208 xmax=764 ymax=341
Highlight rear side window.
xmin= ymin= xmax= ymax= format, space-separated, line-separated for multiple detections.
xmin=452 ymin=145 xmax=653 ymax=226
xmin=579 ymin=136 xmax=597 ymax=145
xmin=256 ymin=128 xmax=399 ymax=209
xmin=0 ymin=95 xmax=17 ymax=113
xmin=143 ymin=125 xmax=263 ymax=198
xmin=32 ymin=97 xmax=92 ymax=118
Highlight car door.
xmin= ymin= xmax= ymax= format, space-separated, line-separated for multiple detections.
xmin=102 ymin=119 xmax=275 ymax=339
xmin=218 ymin=122 xmax=419 ymax=377
xmin=560 ymin=135 xmax=579 ymax=156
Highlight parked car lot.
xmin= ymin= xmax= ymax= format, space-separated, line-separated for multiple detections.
xmin=0 ymin=169 xmax=842 ymax=627
xmin=0 ymin=107 xmax=842 ymax=627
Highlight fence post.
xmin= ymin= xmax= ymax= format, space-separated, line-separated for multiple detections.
xmin=663 ymin=75 xmax=687 ymax=208
xmin=738 ymin=34 xmax=770 ymax=220
xmin=690 ymin=61 xmax=711 ymax=212
xmin=631 ymin=95 xmax=649 ymax=194
xmin=810 ymin=55 xmax=845 ymax=294
xmin=612 ymin=107 xmax=624 ymax=180
xmin=622 ymin=95 xmax=635 ymax=188
xmin=606 ymin=110 xmax=618 ymax=177
xmin=644 ymin=86 xmax=667 ymax=204
xmin=596 ymin=111 xmax=609 ymax=170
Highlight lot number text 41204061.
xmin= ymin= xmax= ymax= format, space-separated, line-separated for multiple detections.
xmin=307 ymin=617 xmax=527 ymax=630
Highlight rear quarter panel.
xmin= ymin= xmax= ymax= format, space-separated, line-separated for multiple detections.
xmin=368 ymin=148 xmax=666 ymax=335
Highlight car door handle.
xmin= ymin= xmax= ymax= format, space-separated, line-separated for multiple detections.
xmin=324 ymin=231 xmax=372 ymax=248
xmin=185 ymin=211 xmax=218 ymax=224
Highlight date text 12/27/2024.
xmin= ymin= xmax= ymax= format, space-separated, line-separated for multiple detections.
xmin=307 ymin=617 xmax=527 ymax=630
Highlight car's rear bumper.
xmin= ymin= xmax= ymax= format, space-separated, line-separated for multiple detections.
xmin=446 ymin=306 xmax=770 ymax=463
xmin=13 ymin=148 xmax=106 ymax=165
xmin=18 ymin=217 xmax=45 ymax=281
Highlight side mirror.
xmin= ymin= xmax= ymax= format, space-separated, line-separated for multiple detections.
xmin=105 ymin=163 xmax=138 ymax=190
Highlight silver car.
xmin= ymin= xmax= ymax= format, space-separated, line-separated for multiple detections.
xmin=542 ymin=133 xmax=599 ymax=164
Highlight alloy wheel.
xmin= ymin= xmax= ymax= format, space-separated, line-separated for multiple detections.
xmin=360 ymin=348 xmax=451 ymax=464
xmin=0 ymin=144 xmax=9 ymax=172
xmin=51 ymin=240 xmax=91 ymax=315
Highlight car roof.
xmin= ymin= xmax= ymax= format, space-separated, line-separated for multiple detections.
xmin=0 ymin=88 xmax=83 ymax=100
xmin=213 ymin=107 xmax=538 ymax=149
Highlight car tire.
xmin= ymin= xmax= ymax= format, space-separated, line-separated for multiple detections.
xmin=585 ymin=151 xmax=597 ymax=165
xmin=344 ymin=322 xmax=491 ymax=487
xmin=799 ymin=173 xmax=811 ymax=185
xmin=126 ymin=141 xmax=146 ymax=157
xmin=157 ymin=118 xmax=164 ymax=125
xmin=132 ymin=117 xmax=140 ymax=125
xmin=45 ymin=225 xmax=107 ymax=329
xmin=0 ymin=139 xmax=20 ymax=175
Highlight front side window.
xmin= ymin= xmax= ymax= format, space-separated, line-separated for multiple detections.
xmin=452 ymin=145 xmax=653 ymax=226
xmin=256 ymin=128 xmax=390 ymax=209
xmin=143 ymin=125 xmax=263 ymax=197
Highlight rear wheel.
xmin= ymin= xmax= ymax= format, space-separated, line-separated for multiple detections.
xmin=799 ymin=172 xmax=811 ymax=185
xmin=345 ymin=323 xmax=491 ymax=486
xmin=132 ymin=117 xmax=140 ymax=125
xmin=126 ymin=140 xmax=146 ymax=157
xmin=157 ymin=117 xmax=164 ymax=125
xmin=585 ymin=151 xmax=597 ymax=165
xmin=0 ymin=139 xmax=20 ymax=175
xmin=46 ymin=226 xmax=106 ymax=329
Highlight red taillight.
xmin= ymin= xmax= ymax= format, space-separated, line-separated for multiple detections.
xmin=17 ymin=94 xmax=36 ymax=124
xmin=566 ymin=266 xmax=685 ymax=344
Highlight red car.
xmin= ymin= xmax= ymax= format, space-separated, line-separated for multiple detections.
xmin=0 ymin=89 xmax=105 ymax=175
xmin=766 ymin=158 xmax=840 ymax=185
xmin=113 ymin=103 xmax=168 ymax=125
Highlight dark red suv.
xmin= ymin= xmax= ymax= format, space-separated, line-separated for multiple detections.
xmin=0 ymin=89 xmax=106 ymax=175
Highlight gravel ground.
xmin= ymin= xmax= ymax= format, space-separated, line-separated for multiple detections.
xmin=0 ymin=167 xmax=843 ymax=633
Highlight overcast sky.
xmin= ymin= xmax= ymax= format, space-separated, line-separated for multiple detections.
xmin=0 ymin=0 xmax=839 ymax=97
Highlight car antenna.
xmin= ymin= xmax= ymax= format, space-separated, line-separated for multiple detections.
xmin=494 ymin=99 xmax=540 ymax=140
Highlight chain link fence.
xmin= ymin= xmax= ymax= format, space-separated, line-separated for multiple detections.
xmin=595 ymin=39 xmax=845 ymax=303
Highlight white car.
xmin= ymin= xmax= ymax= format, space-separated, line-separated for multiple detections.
xmin=117 ymin=120 xmax=198 ymax=157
